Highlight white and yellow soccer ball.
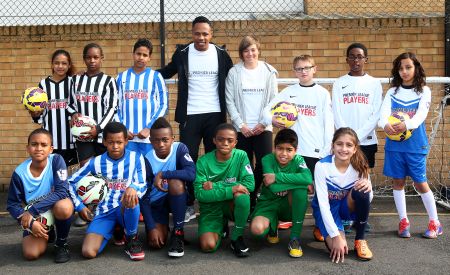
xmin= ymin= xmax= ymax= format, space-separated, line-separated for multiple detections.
xmin=21 ymin=87 xmax=48 ymax=112
xmin=76 ymin=175 xmax=108 ymax=205
xmin=386 ymin=112 xmax=412 ymax=141
xmin=270 ymin=101 xmax=298 ymax=128
xmin=70 ymin=115 xmax=97 ymax=142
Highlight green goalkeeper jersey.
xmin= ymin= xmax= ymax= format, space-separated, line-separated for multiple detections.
xmin=194 ymin=149 xmax=255 ymax=203
xmin=259 ymin=153 xmax=312 ymax=200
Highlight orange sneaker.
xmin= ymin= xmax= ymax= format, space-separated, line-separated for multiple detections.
xmin=313 ymin=227 xmax=324 ymax=242
xmin=278 ymin=221 xmax=292 ymax=230
xmin=354 ymin=239 xmax=373 ymax=261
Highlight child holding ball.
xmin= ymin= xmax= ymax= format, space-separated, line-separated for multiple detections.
xmin=379 ymin=52 xmax=442 ymax=239
xmin=68 ymin=122 xmax=147 ymax=260
xmin=7 ymin=129 xmax=74 ymax=263
xmin=29 ymin=49 xmax=78 ymax=166
xmin=266 ymin=55 xmax=334 ymax=230
xmin=67 ymin=43 xmax=118 ymax=167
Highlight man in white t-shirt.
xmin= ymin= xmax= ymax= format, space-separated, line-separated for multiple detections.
xmin=158 ymin=16 xmax=233 ymax=222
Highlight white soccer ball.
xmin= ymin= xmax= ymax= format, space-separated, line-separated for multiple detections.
xmin=76 ymin=175 xmax=108 ymax=205
xmin=23 ymin=206 xmax=54 ymax=229
xmin=70 ymin=115 xmax=97 ymax=142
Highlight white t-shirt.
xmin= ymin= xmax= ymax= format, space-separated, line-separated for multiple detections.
xmin=187 ymin=44 xmax=220 ymax=115
xmin=241 ymin=65 xmax=266 ymax=128
xmin=332 ymin=74 xmax=382 ymax=146
xmin=266 ymin=83 xmax=334 ymax=158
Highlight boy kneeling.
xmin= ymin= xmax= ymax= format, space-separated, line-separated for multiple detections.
xmin=7 ymin=129 xmax=73 ymax=263
xmin=250 ymin=129 xmax=312 ymax=257
xmin=69 ymin=122 xmax=147 ymax=260
xmin=194 ymin=123 xmax=255 ymax=257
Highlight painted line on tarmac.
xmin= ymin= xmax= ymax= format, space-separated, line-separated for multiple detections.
xmin=1 ymin=211 xmax=449 ymax=217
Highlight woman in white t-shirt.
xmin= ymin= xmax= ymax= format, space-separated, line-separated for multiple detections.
xmin=225 ymin=35 xmax=278 ymax=211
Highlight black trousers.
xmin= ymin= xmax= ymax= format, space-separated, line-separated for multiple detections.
xmin=236 ymin=130 xmax=273 ymax=209
xmin=179 ymin=112 xmax=224 ymax=206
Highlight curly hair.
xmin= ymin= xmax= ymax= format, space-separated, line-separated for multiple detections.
xmin=390 ymin=52 xmax=426 ymax=95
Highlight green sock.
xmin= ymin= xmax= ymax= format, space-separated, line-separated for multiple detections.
xmin=231 ymin=194 xmax=250 ymax=241
xmin=290 ymin=188 xmax=308 ymax=239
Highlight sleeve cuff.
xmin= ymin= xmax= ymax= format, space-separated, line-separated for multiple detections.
xmin=76 ymin=204 xmax=86 ymax=213
xmin=96 ymin=125 xmax=102 ymax=134
xmin=329 ymin=230 xmax=340 ymax=238
xmin=27 ymin=206 xmax=40 ymax=217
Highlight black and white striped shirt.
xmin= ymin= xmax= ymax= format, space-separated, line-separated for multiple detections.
xmin=67 ymin=72 xmax=118 ymax=142
xmin=37 ymin=76 xmax=73 ymax=150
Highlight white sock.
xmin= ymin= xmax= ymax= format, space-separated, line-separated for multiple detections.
xmin=420 ymin=190 xmax=439 ymax=222
xmin=393 ymin=189 xmax=408 ymax=221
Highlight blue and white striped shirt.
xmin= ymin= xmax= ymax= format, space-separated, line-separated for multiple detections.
xmin=68 ymin=149 xmax=147 ymax=215
xmin=116 ymin=68 xmax=168 ymax=143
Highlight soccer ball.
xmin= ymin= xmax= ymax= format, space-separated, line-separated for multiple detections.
xmin=23 ymin=206 xmax=54 ymax=229
xmin=70 ymin=115 xmax=97 ymax=142
xmin=76 ymin=175 xmax=108 ymax=205
xmin=21 ymin=87 xmax=48 ymax=112
xmin=386 ymin=112 xmax=412 ymax=141
xmin=270 ymin=101 xmax=298 ymax=128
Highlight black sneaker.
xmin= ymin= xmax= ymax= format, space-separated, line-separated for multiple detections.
xmin=125 ymin=235 xmax=145 ymax=261
xmin=54 ymin=243 xmax=70 ymax=263
xmin=113 ymin=225 xmax=125 ymax=246
xmin=48 ymin=226 xmax=56 ymax=244
xmin=222 ymin=222 xmax=230 ymax=239
xmin=230 ymin=236 xmax=249 ymax=258
xmin=168 ymin=229 xmax=185 ymax=257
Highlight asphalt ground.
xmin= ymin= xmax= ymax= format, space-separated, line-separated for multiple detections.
xmin=0 ymin=193 xmax=449 ymax=275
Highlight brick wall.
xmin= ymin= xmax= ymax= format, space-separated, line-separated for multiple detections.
xmin=304 ymin=0 xmax=444 ymax=15
xmin=0 ymin=17 xmax=447 ymax=190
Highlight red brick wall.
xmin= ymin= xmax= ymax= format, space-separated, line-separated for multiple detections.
xmin=0 ymin=17 xmax=446 ymax=190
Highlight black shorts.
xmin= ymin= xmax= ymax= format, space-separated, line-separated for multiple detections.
xmin=360 ymin=144 xmax=378 ymax=168
xmin=53 ymin=148 xmax=78 ymax=166
xmin=75 ymin=141 xmax=106 ymax=162
xmin=302 ymin=156 xmax=320 ymax=180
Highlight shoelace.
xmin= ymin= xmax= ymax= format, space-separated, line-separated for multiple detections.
xmin=290 ymin=239 xmax=300 ymax=249
xmin=399 ymin=219 xmax=409 ymax=232
xmin=357 ymin=240 xmax=368 ymax=254
xmin=428 ymin=221 xmax=438 ymax=233
xmin=130 ymin=239 xmax=142 ymax=252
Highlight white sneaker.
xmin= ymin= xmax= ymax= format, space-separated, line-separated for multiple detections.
xmin=73 ymin=216 xmax=88 ymax=227
xmin=184 ymin=206 xmax=196 ymax=223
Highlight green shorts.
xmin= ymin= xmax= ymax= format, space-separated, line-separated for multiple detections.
xmin=198 ymin=200 xmax=233 ymax=236
xmin=252 ymin=195 xmax=292 ymax=232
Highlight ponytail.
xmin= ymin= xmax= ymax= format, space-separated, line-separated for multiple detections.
xmin=350 ymin=147 xmax=369 ymax=179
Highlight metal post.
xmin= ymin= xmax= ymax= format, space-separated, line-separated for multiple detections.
xmin=445 ymin=0 xmax=450 ymax=104
xmin=160 ymin=0 xmax=166 ymax=67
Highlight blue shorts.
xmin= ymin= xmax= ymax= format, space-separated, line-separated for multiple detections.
xmin=86 ymin=206 xmax=124 ymax=241
xmin=383 ymin=150 xmax=427 ymax=183
xmin=140 ymin=195 xmax=171 ymax=231
xmin=126 ymin=142 xmax=152 ymax=156
xmin=150 ymin=196 xmax=170 ymax=226
xmin=312 ymin=196 xmax=353 ymax=239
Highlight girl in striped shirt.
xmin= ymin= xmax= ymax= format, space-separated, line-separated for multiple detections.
xmin=29 ymin=49 xmax=77 ymax=166
xmin=67 ymin=43 xmax=118 ymax=166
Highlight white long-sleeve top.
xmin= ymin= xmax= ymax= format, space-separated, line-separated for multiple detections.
xmin=332 ymin=74 xmax=382 ymax=146
xmin=312 ymin=155 xmax=373 ymax=238
xmin=266 ymin=83 xmax=334 ymax=158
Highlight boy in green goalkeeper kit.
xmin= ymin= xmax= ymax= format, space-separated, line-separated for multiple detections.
xmin=250 ymin=129 xmax=312 ymax=258
xmin=194 ymin=123 xmax=255 ymax=257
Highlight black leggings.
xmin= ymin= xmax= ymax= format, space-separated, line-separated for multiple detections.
xmin=236 ymin=131 xmax=273 ymax=209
